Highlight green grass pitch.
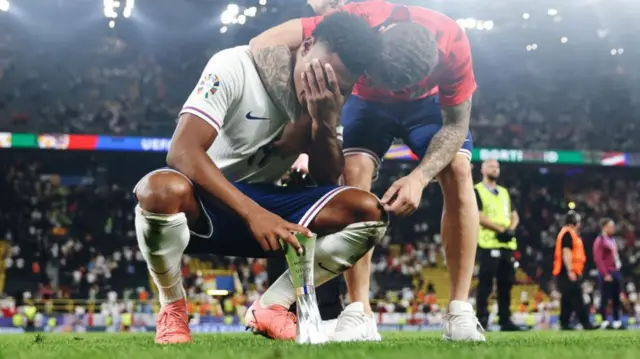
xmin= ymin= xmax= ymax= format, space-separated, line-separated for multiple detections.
xmin=0 ymin=331 xmax=639 ymax=359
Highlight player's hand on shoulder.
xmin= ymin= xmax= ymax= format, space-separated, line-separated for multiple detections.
xmin=302 ymin=59 xmax=343 ymax=125
xmin=246 ymin=207 xmax=313 ymax=254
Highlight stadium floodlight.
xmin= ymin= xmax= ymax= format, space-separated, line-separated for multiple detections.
xmin=109 ymin=20 xmax=115 ymax=28
xmin=618 ymin=48 xmax=624 ymax=54
xmin=238 ymin=14 xmax=246 ymax=25
xmin=123 ymin=0 xmax=135 ymax=18
xmin=220 ymin=26 xmax=228 ymax=34
xmin=547 ymin=8 xmax=558 ymax=16
xmin=482 ymin=20 xmax=494 ymax=31
xmin=244 ymin=6 xmax=257 ymax=17
xmin=522 ymin=12 xmax=530 ymax=20
xmin=221 ymin=10 xmax=234 ymax=25
xmin=104 ymin=0 xmax=118 ymax=18
xmin=456 ymin=18 xmax=473 ymax=29
xmin=457 ymin=18 xmax=494 ymax=31
xmin=227 ymin=3 xmax=240 ymax=16
xmin=259 ymin=0 xmax=267 ymax=6
xmin=561 ymin=37 xmax=568 ymax=43
xmin=465 ymin=18 xmax=477 ymax=29
xmin=0 ymin=0 xmax=9 ymax=12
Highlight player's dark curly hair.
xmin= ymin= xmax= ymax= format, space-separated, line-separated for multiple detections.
xmin=311 ymin=12 xmax=380 ymax=77
xmin=370 ymin=22 xmax=439 ymax=91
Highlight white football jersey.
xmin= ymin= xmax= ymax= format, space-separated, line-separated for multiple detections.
xmin=179 ymin=46 xmax=300 ymax=184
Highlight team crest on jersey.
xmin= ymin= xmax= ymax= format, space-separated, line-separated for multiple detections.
xmin=196 ymin=74 xmax=220 ymax=99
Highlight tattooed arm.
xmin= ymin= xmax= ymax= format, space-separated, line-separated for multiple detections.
xmin=413 ymin=98 xmax=472 ymax=184
xmin=250 ymin=45 xmax=304 ymax=122
xmin=249 ymin=19 xmax=304 ymax=52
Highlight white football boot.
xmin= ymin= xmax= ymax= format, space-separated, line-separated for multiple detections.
xmin=330 ymin=302 xmax=382 ymax=342
xmin=322 ymin=319 xmax=338 ymax=338
xmin=442 ymin=300 xmax=486 ymax=342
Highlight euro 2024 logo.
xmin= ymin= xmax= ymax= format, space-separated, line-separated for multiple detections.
xmin=196 ymin=74 xmax=220 ymax=99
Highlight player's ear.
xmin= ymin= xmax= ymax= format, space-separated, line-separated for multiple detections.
xmin=300 ymin=37 xmax=315 ymax=57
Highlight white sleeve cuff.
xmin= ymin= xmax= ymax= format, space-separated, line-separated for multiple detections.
xmin=180 ymin=106 xmax=223 ymax=132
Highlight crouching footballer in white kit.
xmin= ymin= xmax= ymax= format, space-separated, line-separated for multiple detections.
xmin=132 ymin=12 xmax=389 ymax=344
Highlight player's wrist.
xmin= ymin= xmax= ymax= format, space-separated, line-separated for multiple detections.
xmin=409 ymin=170 xmax=430 ymax=188
xmin=311 ymin=118 xmax=338 ymax=137
xmin=311 ymin=111 xmax=339 ymax=124
xmin=242 ymin=203 xmax=266 ymax=222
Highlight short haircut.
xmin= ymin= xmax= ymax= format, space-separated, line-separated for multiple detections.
xmin=372 ymin=21 xmax=438 ymax=90
xmin=312 ymin=12 xmax=380 ymax=77
xmin=599 ymin=217 xmax=614 ymax=229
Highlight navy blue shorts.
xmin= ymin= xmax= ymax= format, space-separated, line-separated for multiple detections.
xmin=341 ymin=95 xmax=473 ymax=173
xmin=134 ymin=169 xmax=349 ymax=258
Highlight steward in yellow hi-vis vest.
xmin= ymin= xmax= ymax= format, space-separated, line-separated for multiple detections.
xmin=474 ymin=160 xmax=523 ymax=332
xmin=24 ymin=305 xmax=37 ymax=332
xmin=475 ymin=182 xmax=516 ymax=250
xmin=121 ymin=311 xmax=132 ymax=332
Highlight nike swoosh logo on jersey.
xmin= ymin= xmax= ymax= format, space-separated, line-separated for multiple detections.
xmin=246 ymin=112 xmax=269 ymax=120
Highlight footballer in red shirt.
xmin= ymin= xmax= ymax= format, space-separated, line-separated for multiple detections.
xmin=252 ymin=0 xmax=484 ymax=342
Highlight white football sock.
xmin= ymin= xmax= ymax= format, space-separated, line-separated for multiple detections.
xmin=135 ymin=205 xmax=190 ymax=307
xmin=259 ymin=268 xmax=297 ymax=309
xmin=260 ymin=221 xmax=387 ymax=309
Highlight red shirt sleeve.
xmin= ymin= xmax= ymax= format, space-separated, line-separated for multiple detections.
xmin=301 ymin=16 xmax=323 ymax=39
xmin=437 ymin=26 xmax=476 ymax=107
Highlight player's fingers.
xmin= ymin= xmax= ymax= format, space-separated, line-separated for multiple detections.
xmin=393 ymin=203 xmax=412 ymax=217
xmin=301 ymin=70 xmax=313 ymax=99
xmin=388 ymin=192 xmax=414 ymax=215
xmin=280 ymin=229 xmax=303 ymax=254
xmin=311 ymin=59 xmax=328 ymax=93
xmin=265 ymin=233 xmax=280 ymax=252
xmin=324 ymin=63 xmax=339 ymax=95
xmin=287 ymin=223 xmax=313 ymax=239
xmin=404 ymin=205 xmax=418 ymax=216
xmin=388 ymin=199 xmax=407 ymax=215
xmin=256 ymin=236 xmax=271 ymax=251
xmin=305 ymin=62 xmax=320 ymax=95
xmin=380 ymin=183 xmax=400 ymax=204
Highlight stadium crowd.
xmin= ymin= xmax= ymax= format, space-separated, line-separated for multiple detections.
xmin=1 ymin=151 xmax=640 ymax=321
xmin=1 ymin=1 xmax=639 ymax=151
xmin=1 ymin=0 xmax=640 ymax=326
